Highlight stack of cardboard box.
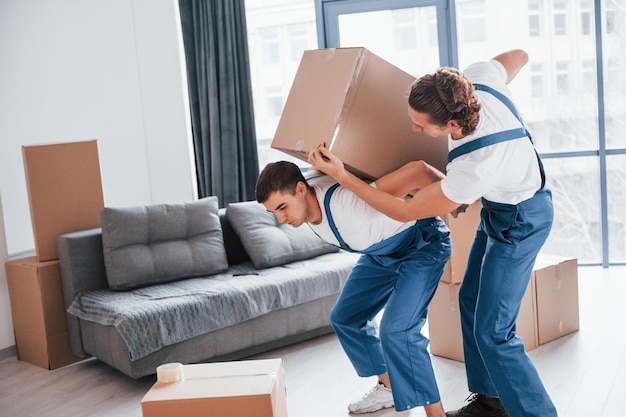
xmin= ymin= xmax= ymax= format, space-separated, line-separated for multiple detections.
xmin=429 ymin=201 xmax=580 ymax=362
xmin=5 ymin=140 xmax=104 ymax=369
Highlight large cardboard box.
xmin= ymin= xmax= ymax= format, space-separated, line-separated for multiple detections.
xmin=441 ymin=200 xmax=482 ymax=284
xmin=141 ymin=359 xmax=288 ymax=417
xmin=271 ymin=47 xmax=448 ymax=180
xmin=5 ymin=257 xmax=82 ymax=369
xmin=428 ymin=277 xmax=537 ymax=362
xmin=22 ymin=140 xmax=104 ymax=261
xmin=428 ymin=254 xmax=579 ymax=362
xmin=533 ymin=255 xmax=579 ymax=345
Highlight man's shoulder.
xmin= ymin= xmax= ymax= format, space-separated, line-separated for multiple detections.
xmin=463 ymin=59 xmax=507 ymax=85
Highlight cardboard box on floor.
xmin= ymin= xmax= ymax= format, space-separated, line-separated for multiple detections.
xmin=429 ymin=274 xmax=537 ymax=362
xmin=428 ymin=254 xmax=578 ymax=362
xmin=271 ymin=47 xmax=448 ymax=180
xmin=141 ymin=359 xmax=288 ymax=417
xmin=533 ymin=255 xmax=580 ymax=344
xmin=22 ymin=140 xmax=104 ymax=261
xmin=4 ymin=257 xmax=82 ymax=369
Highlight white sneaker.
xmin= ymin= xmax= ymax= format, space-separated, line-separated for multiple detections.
xmin=348 ymin=382 xmax=394 ymax=414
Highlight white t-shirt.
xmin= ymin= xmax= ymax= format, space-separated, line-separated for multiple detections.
xmin=440 ymin=60 xmax=543 ymax=205
xmin=305 ymin=171 xmax=415 ymax=251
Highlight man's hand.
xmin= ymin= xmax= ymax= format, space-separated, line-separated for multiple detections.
xmin=307 ymin=143 xmax=346 ymax=179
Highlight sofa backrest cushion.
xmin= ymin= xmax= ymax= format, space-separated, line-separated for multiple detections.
xmin=101 ymin=196 xmax=229 ymax=290
xmin=226 ymin=201 xmax=339 ymax=269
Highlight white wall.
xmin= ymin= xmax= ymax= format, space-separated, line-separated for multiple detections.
xmin=0 ymin=0 xmax=196 ymax=350
xmin=0 ymin=192 xmax=14 ymax=349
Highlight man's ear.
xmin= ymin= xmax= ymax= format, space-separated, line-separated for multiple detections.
xmin=295 ymin=181 xmax=308 ymax=195
xmin=447 ymin=119 xmax=460 ymax=130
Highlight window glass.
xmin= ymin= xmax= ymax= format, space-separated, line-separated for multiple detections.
xmin=555 ymin=60 xmax=569 ymax=95
xmin=392 ymin=9 xmax=417 ymax=50
xmin=259 ymin=27 xmax=280 ymax=65
xmin=603 ymin=0 xmax=626 ymax=150
xmin=605 ymin=0 xmax=618 ymax=34
xmin=528 ymin=0 xmax=541 ymax=37
xmin=287 ymin=24 xmax=309 ymax=62
xmin=458 ymin=0 xmax=486 ymax=43
xmin=581 ymin=0 xmax=592 ymax=35
xmin=456 ymin=1 xmax=603 ymax=263
xmin=245 ymin=0 xmax=317 ymax=169
xmin=337 ymin=6 xmax=440 ymax=77
xmin=541 ymin=157 xmax=602 ymax=263
xmin=553 ymin=0 xmax=567 ymax=36
xmin=457 ymin=1 xmax=599 ymax=154
xmin=582 ymin=59 xmax=595 ymax=87
xmin=264 ymin=86 xmax=283 ymax=119
xmin=530 ymin=62 xmax=544 ymax=98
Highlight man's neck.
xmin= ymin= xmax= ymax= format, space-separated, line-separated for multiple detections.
xmin=307 ymin=189 xmax=323 ymax=225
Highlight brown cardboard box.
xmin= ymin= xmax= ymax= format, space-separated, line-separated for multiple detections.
xmin=428 ymin=276 xmax=537 ymax=362
xmin=441 ymin=200 xmax=482 ymax=284
xmin=271 ymin=47 xmax=448 ymax=180
xmin=5 ymin=257 xmax=82 ymax=369
xmin=141 ymin=359 xmax=288 ymax=417
xmin=428 ymin=254 xmax=579 ymax=362
xmin=427 ymin=279 xmax=464 ymax=362
xmin=533 ymin=255 xmax=579 ymax=345
xmin=22 ymin=140 xmax=104 ymax=261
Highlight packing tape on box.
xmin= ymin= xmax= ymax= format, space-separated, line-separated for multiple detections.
xmin=156 ymin=362 xmax=184 ymax=383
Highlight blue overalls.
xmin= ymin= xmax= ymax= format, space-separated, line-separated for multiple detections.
xmin=321 ymin=184 xmax=452 ymax=411
xmin=452 ymin=84 xmax=557 ymax=417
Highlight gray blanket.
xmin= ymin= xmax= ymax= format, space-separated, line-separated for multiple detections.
xmin=67 ymin=252 xmax=358 ymax=360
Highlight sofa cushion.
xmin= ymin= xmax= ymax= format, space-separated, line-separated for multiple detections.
xmin=226 ymin=201 xmax=339 ymax=269
xmin=101 ymin=197 xmax=228 ymax=290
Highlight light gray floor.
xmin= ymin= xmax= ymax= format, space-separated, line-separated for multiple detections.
xmin=0 ymin=265 xmax=623 ymax=417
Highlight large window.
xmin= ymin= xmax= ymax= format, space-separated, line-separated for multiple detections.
xmin=455 ymin=0 xmax=625 ymax=265
xmin=245 ymin=0 xmax=318 ymax=169
xmin=245 ymin=0 xmax=626 ymax=265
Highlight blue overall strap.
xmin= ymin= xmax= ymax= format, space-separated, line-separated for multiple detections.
xmin=322 ymin=183 xmax=421 ymax=255
xmin=447 ymin=127 xmax=527 ymax=163
xmin=323 ymin=183 xmax=354 ymax=252
xmin=447 ymin=83 xmax=546 ymax=189
xmin=474 ymin=84 xmax=527 ymax=129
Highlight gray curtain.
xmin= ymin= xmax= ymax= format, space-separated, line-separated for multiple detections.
xmin=178 ymin=0 xmax=259 ymax=206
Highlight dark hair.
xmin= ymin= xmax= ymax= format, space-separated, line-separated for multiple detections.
xmin=256 ymin=161 xmax=311 ymax=203
xmin=408 ymin=67 xmax=481 ymax=136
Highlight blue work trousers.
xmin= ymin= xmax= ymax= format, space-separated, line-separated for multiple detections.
xmin=330 ymin=218 xmax=451 ymax=411
xmin=459 ymin=188 xmax=558 ymax=417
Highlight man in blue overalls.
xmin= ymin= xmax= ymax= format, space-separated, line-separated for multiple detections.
xmin=256 ymin=160 xmax=452 ymax=417
xmin=307 ymin=50 xmax=557 ymax=417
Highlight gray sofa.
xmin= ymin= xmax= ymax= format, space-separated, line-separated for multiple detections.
xmin=58 ymin=197 xmax=358 ymax=378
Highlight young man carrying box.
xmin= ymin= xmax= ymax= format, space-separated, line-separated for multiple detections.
xmin=256 ymin=160 xmax=452 ymax=417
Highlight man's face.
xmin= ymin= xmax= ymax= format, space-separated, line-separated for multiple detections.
xmin=408 ymin=106 xmax=451 ymax=138
xmin=262 ymin=183 xmax=311 ymax=227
